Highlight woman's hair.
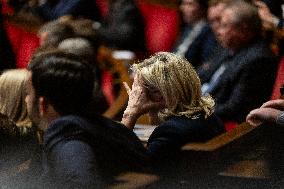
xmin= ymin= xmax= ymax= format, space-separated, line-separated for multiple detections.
xmin=0 ymin=69 xmax=31 ymax=127
xmin=132 ymin=52 xmax=215 ymax=120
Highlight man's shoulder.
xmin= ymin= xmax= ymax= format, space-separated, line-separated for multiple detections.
xmin=237 ymin=40 xmax=274 ymax=62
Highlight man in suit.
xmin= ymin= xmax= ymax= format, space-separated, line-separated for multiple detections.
xmin=24 ymin=52 xmax=147 ymax=188
xmin=200 ymin=1 xmax=278 ymax=123
xmin=31 ymin=0 xmax=101 ymax=22
xmin=173 ymin=0 xmax=217 ymax=67
xmin=98 ymin=0 xmax=146 ymax=52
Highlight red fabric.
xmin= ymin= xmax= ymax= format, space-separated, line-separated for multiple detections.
xmin=137 ymin=1 xmax=180 ymax=54
xmin=271 ymin=57 xmax=284 ymax=100
xmin=4 ymin=23 xmax=23 ymax=54
xmin=95 ymin=0 xmax=109 ymax=17
xmin=101 ymin=71 xmax=114 ymax=105
xmin=16 ymin=31 xmax=39 ymax=68
xmin=1 ymin=0 xmax=14 ymax=15
xmin=224 ymin=121 xmax=237 ymax=132
xmin=4 ymin=23 xmax=39 ymax=68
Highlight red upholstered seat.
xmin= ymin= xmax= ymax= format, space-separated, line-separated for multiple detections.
xmin=5 ymin=23 xmax=39 ymax=68
xmin=95 ymin=0 xmax=109 ymax=18
xmin=270 ymin=57 xmax=284 ymax=100
xmin=1 ymin=0 xmax=14 ymax=15
xmin=137 ymin=1 xmax=180 ymax=54
xmin=16 ymin=30 xmax=39 ymax=68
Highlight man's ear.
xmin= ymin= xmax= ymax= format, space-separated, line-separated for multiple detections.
xmin=39 ymin=32 xmax=48 ymax=46
xmin=39 ymin=97 xmax=48 ymax=117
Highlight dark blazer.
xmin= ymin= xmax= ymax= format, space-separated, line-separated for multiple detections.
xmin=201 ymin=40 xmax=278 ymax=123
xmin=40 ymin=114 xmax=148 ymax=188
xmin=34 ymin=0 xmax=101 ymax=21
xmin=173 ymin=23 xmax=217 ymax=67
xmin=147 ymin=114 xmax=224 ymax=163
xmin=98 ymin=0 xmax=146 ymax=52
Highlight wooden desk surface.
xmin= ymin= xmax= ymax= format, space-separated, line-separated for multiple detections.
xmin=108 ymin=172 xmax=159 ymax=189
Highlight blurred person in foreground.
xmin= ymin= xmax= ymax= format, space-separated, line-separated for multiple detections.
xmin=23 ymin=52 xmax=148 ymax=188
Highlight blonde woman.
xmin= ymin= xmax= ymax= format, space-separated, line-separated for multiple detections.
xmin=0 ymin=69 xmax=38 ymax=154
xmin=122 ymin=52 xmax=224 ymax=161
xmin=0 ymin=69 xmax=32 ymax=130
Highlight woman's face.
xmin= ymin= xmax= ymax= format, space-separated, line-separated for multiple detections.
xmin=146 ymin=85 xmax=163 ymax=102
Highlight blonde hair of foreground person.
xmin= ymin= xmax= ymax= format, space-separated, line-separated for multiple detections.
xmin=0 ymin=69 xmax=32 ymax=128
xmin=131 ymin=52 xmax=215 ymax=120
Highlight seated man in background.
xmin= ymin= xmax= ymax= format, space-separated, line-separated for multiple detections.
xmin=20 ymin=0 xmax=101 ymax=22
xmin=24 ymin=52 xmax=148 ymax=188
xmin=58 ymin=37 xmax=109 ymax=113
xmin=247 ymin=99 xmax=284 ymax=126
xmin=200 ymin=1 xmax=278 ymax=123
xmin=196 ymin=0 xmax=228 ymax=75
xmin=173 ymin=0 xmax=217 ymax=67
xmin=98 ymin=0 xmax=146 ymax=53
xmin=37 ymin=19 xmax=75 ymax=49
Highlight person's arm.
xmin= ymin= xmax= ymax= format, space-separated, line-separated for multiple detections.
xmin=260 ymin=99 xmax=284 ymax=110
xmin=254 ymin=1 xmax=281 ymax=29
xmin=246 ymin=107 xmax=283 ymax=126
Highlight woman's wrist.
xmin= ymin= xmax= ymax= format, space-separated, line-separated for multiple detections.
xmin=121 ymin=109 xmax=139 ymax=130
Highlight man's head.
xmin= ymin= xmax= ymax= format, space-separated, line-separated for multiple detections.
xmin=25 ymin=51 xmax=95 ymax=125
xmin=38 ymin=20 xmax=74 ymax=48
xmin=216 ymin=1 xmax=262 ymax=51
xmin=207 ymin=0 xmax=229 ymax=35
xmin=179 ymin=0 xmax=208 ymax=24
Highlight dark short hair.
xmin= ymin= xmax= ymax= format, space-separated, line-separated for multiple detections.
xmin=197 ymin=0 xmax=209 ymax=10
xmin=28 ymin=52 xmax=95 ymax=116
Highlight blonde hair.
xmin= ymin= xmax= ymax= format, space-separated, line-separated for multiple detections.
xmin=0 ymin=69 xmax=32 ymax=128
xmin=132 ymin=52 xmax=215 ymax=120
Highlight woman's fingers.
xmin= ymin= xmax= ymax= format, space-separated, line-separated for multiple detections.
xmin=261 ymin=99 xmax=284 ymax=110
xmin=123 ymin=82 xmax=131 ymax=95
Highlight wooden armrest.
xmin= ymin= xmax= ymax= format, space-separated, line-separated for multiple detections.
xmin=182 ymin=122 xmax=255 ymax=152
xmin=219 ymin=160 xmax=271 ymax=179
xmin=99 ymin=47 xmax=131 ymax=119
xmin=108 ymin=172 xmax=159 ymax=189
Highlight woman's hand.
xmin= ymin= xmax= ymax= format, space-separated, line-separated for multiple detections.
xmin=122 ymin=75 xmax=164 ymax=130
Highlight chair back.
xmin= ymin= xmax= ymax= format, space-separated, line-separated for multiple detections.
xmin=137 ymin=0 xmax=180 ymax=54
xmin=271 ymin=57 xmax=284 ymax=100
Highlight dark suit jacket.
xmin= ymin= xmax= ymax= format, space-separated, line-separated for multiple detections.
xmin=98 ymin=0 xmax=145 ymax=52
xmin=147 ymin=114 xmax=224 ymax=163
xmin=173 ymin=23 xmax=217 ymax=67
xmin=40 ymin=115 xmax=148 ymax=188
xmin=200 ymin=40 xmax=278 ymax=123
xmin=34 ymin=0 xmax=101 ymax=21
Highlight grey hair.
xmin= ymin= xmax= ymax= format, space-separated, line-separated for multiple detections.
xmin=58 ymin=37 xmax=95 ymax=58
